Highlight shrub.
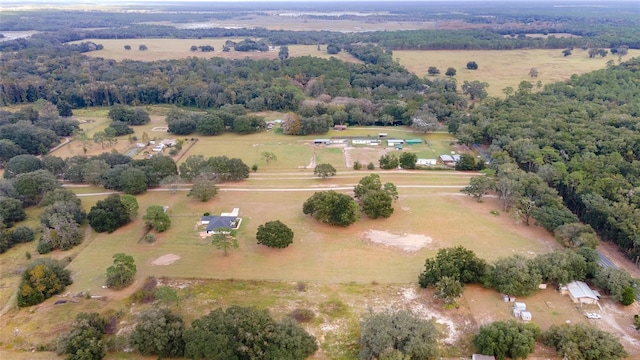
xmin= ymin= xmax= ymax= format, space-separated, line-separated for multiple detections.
xmin=18 ymin=258 xmax=72 ymax=307
xmin=10 ymin=226 xmax=35 ymax=244
xmin=37 ymin=239 xmax=53 ymax=254
xmin=143 ymin=233 xmax=156 ymax=243
xmin=353 ymin=161 xmax=362 ymax=170
xmin=291 ymin=308 xmax=315 ymax=323
xmin=320 ymin=298 xmax=348 ymax=317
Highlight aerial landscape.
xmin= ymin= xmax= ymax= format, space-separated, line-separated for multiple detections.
xmin=1 ymin=0 xmax=640 ymax=359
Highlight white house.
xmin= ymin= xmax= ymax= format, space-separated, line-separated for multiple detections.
xmin=387 ymin=139 xmax=405 ymax=146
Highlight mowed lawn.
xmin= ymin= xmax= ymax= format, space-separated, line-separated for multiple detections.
xmin=395 ymin=49 xmax=640 ymax=97
xmin=64 ymin=185 xmax=554 ymax=297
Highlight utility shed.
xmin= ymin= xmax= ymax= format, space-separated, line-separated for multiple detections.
xmin=562 ymin=281 xmax=600 ymax=305
xmin=405 ymin=139 xmax=423 ymax=144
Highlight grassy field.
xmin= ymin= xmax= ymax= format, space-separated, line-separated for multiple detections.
xmin=72 ymin=39 xmax=359 ymax=63
xmin=395 ymin=49 xmax=640 ymax=97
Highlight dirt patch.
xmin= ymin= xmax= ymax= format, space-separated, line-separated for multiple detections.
xmin=344 ymin=146 xmax=387 ymax=168
xmin=151 ymin=254 xmax=181 ymax=266
xmin=151 ymin=126 xmax=168 ymax=132
xmin=363 ymin=230 xmax=432 ymax=252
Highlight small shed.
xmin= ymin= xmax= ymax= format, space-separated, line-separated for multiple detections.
xmin=520 ymin=311 xmax=532 ymax=321
xmin=405 ymin=139 xmax=423 ymax=145
xmin=334 ymin=125 xmax=347 ymax=130
xmin=395 ymin=144 xmax=403 ymax=150
xmin=378 ymin=133 xmax=387 ymax=138
xmin=313 ymin=139 xmax=331 ymax=145
xmin=514 ymin=302 xmax=526 ymax=311
xmin=440 ymin=154 xmax=455 ymax=165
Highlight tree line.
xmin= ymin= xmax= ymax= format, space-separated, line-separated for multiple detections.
xmin=456 ymin=58 xmax=640 ymax=261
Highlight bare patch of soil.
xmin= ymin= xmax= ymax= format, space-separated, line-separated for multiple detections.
xmin=151 ymin=254 xmax=181 ymax=266
xmin=363 ymin=230 xmax=433 ymax=252
xmin=344 ymin=146 xmax=387 ymax=168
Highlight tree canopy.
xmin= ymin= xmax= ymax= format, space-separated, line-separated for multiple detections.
xmin=543 ymin=323 xmax=627 ymax=360
xmin=256 ymin=220 xmax=294 ymax=249
xmin=143 ymin=205 xmax=171 ymax=232
xmin=473 ymin=320 xmax=540 ymax=360
xmin=87 ymin=194 xmax=133 ymax=233
xmin=303 ymin=190 xmax=359 ymax=226
xmin=353 ymin=174 xmax=398 ymax=219
xmin=18 ymin=258 xmax=72 ymax=307
xmin=105 ymin=253 xmax=136 ymax=289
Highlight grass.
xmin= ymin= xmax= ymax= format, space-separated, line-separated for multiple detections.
xmin=395 ymin=49 xmax=640 ymax=97
xmin=71 ymin=39 xmax=359 ymax=63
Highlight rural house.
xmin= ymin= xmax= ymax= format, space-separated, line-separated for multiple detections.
xmin=561 ymin=281 xmax=600 ymax=305
xmin=201 ymin=208 xmax=240 ymax=234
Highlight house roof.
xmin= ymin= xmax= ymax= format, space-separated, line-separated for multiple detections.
xmin=567 ymin=281 xmax=600 ymax=300
xmin=202 ymin=216 xmax=237 ymax=232
xmin=472 ymin=355 xmax=496 ymax=360
xmin=440 ymin=154 xmax=454 ymax=162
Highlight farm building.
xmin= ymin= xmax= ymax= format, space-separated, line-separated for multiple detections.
xmin=152 ymin=143 xmax=165 ymax=152
xmin=405 ymin=139 xmax=423 ymax=145
xmin=334 ymin=125 xmax=347 ymax=130
xmin=201 ymin=208 xmax=240 ymax=234
xmin=472 ymin=355 xmax=496 ymax=360
xmin=520 ymin=311 xmax=532 ymax=321
xmin=313 ymin=139 xmax=331 ymax=145
xmin=352 ymin=139 xmax=381 ymax=146
xmin=439 ymin=154 xmax=456 ymax=165
xmin=161 ymin=139 xmax=177 ymax=147
xmin=561 ymin=281 xmax=600 ymax=305
xmin=417 ymin=159 xmax=437 ymax=166
xmin=387 ymin=139 xmax=405 ymax=146
xmin=452 ymin=154 xmax=461 ymax=162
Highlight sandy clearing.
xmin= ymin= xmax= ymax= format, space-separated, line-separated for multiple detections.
xmin=151 ymin=253 xmax=181 ymax=266
xmin=363 ymin=230 xmax=433 ymax=252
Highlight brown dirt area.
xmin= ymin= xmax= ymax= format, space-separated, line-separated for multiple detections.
xmin=362 ymin=230 xmax=433 ymax=252
xmin=343 ymin=145 xmax=388 ymax=168
xmin=151 ymin=254 xmax=181 ymax=266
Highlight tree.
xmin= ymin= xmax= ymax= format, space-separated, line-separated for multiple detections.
xmin=105 ymin=253 xmax=136 ymax=289
xmin=160 ymin=175 xmax=184 ymax=195
xmin=445 ymin=67 xmax=456 ymax=77
xmin=0 ymin=139 xmax=25 ymax=167
xmin=88 ymin=194 xmax=132 ymax=233
xmin=594 ymin=267 xmax=635 ymax=304
xmin=314 ymin=163 xmax=337 ymax=179
xmin=139 ymin=44 xmax=148 ymax=51
xmin=410 ymin=110 xmax=438 ymax=133
xmin=130 ymin=308 xmax=185 ymax=358
xmin=455 ymin=153 xmax=479 ymax=170
xmin=379 ymin=154 xmax=399 ymax=169
xmin=188 ymin=177 xmax=217 ymax=202
xmin=485 ymin=255 xmax=541 ymax=296
xmin=17 ymin=258 xmax=72 ymax=307
xmin=261 ymin=151 xmax=277 ymax=165
xmin=10 ymin=225 xmax=35 ymax=244
xmin=462 ymin=80 xmax=489 ymax=100
xmin=56 ymin=101 xmax=73 ymax=117
xmin=434 ymin=276 xmax=463 ymax=305
xmin=474 ymin=320 xmax=540 ymax=360
xmin=279 ymin=45 xmax=289 ymax=61
xmin=353 ymin=174 xmax=398 ymax=219
xmin=554 ymin=223 xmax=598 ymax=249
xmin=562 ymin=48 xmax=572 ymax=56
xmin=211 ymin=229 xmax=238 ymax=256
xmin=303 ymin=190 xmax=358 ymax=227
xmin=124 ymin=45 xmax=131 ymax=50
xmin=419 ymin=246 xmax=487 ymax=288
xmin=461 ymin=175 xmax=495 ymax=202
xmin=427 ymin=66 xmax=440 ymax=76
xmin=531 ymin=250 xmax=587 ymax=286
xmin=360 ymin=310 xmax=438 ymax=360
xmin=528 ymin=68 xmax=539 ymax=78
xmin=14 ymin=169 xmax=60 ymax=206
xmin=143 ymin=205 xmax=171 ymax=232
xmin=399 ymin=152 xmax=417 ymax=169
xmin=56 ymin=313 xmax=106 ymax=360
xmin=119 ymin=194 xmax=139 ymax=220
xmin=184 ymin=306 xmax=317 ymax=360
xmin=256 ymin=220 xmax=294 ymax=248
xmin=543 ymin=323 xmax=627 ymax=360
xmin=0 ymin=196 xmax=26 ymax=227
xmin=466 ymin=61 xmax=478 ymax=70
xmin=120 ymin=167 xmax=148 ymax=195
xmin=4 ymin=154 xmax=42 ymax=178
xmin=190 ymin=45 xmax=198 ymax=52
xmin=40 ymin=215 xmax=84 ymax=251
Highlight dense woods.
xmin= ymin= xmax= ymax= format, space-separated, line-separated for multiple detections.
xmin=458 ymin=58 xmax=640 ymax=261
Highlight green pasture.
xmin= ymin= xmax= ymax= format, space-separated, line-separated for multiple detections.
xmin=395 ymin=49 xmax=640 ymax=97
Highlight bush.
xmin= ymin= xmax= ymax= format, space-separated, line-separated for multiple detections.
xmin=143 ymin=233 xmax=156 ymax=243
xmin=256 ymin=220 xmax=294 ymax=248
xmin=367 ymin=162 xmax=375 ymax=170
xmin=353 ymin=161 xmax=362 ymax=170
xmin=18 ymin=258 xmax=72 ymax=307
xmin=291 ymin=308 xmax=315 ymax=323
xmin=320 ymin=298 xmax=348 ymax=317
xmin=10 ymin=226 xmax=35 ymax=244
xmin=130 ymin=276 xmax=157 ymax=304
xmin=37 ymin=239 xmax=53 ymax=254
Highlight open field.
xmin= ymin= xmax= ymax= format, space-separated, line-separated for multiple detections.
xmin=395 ymin=49 xmax=640 ymax=97
xmin=72 ymin=38 xmax=359 ymax=63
